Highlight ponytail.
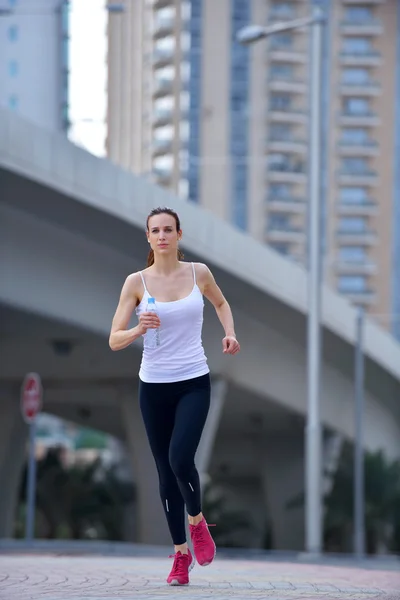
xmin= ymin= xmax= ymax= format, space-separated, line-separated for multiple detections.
xmin=146 ymin=248 xmax=184 ymax=267
xmin=146 ymin=249 xmax=154 ymax=267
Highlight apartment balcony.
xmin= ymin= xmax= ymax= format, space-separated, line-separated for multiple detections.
xmin=337 ymin=169 xmax=379 ymax=186
xmin=340 ymin=51 xmax=382 ymax=67
xmin=337 ymin=200 xmax=378 ymax=217
xmin=153 ymin=78 xmax=174 ymax=98
xmin=268 ymin=137 xmax=307 ymax=155
xmin=269 ymin=49 xmax=307 ymax=64
xmin=342 ymin=0 xmax=385 ymax=4
xmin=153 ymin=47 xmax=175 ymax=68
xmin=268 ymin=109 xmax=308 ymax=124
xmin=153 ymin=108 xmax=173 ymax=127
xmin=152 ymin=138 xmax=173 ymax=157
xmin=267 ymin=227 xmax=305 ymax=244
xmin=337 ymin=140 xmax=379 ymax=157
xmin=153 ymin=107 xmax=188 ymax=128
xmin=338 ymin=289 xmax=377 ymax=306
xmin=153 ymin=167 xmax=172 ymax=186
xmin=340 ymin=81 xmax=381 ymax=97
xmin=338 ymin=111 xmax=381 ymax=127
xmin=268 ymin=10 xmax=298 ymax=23
xmin=269 ymin=247 xmax=306 ymax=266
xmin=154 ymin=0 xmax=173 ymax=9
xmin=268 ymin=77 xmax=307 ymax=95
xmin=336 ymin=229 xmax=377 ymax=245
xmin=153 ymin=15 xmax=174 ymax=39
xmin=267 ymin=165 xmax=307 ymax=184
xmin=267 ymin=196 xmax=306 ymax=214
xmin=334 ymin=261 xmax=377 ymax=275
xmin=340 ymin=19 xmax=383 ymax=36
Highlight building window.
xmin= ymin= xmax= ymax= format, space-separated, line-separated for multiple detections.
xmin=269 ymin=213 xmax=291 ymax=230
xmin=8 ymin=60 xmax=18 ymax=77
xmin=339 ymin=187 xmax=368 ymax=204
xmin=343 ymin=38 xmax=372 ymax=55
xmin=344 ymin=7 xmax=373 ymax=23
xmin=270 ymin=93 xmax=292 ymax=111
xmin=270 ymin=183 xmax=291 ymax=198
xmin=270 ymin=63 xmax=294 ymax=79
xmin=268 ymin=153 xmax=304 ymax=173
xmin=270 ymin=242 xmax=290 ymax=255
xmin=270 ymin=33 xmax=293 ymax=49
xmin=338 ymin=276 xmax=367 ymax=293
xmin=230 ymin=0 xmax=250 ymax=230
xmin=8 ymin=95 xmax=18 ymax=110
xmin=338 ymin=247 xmax=366 ymax=263
xmin=186 ymin=0 xmax=203 ymax=204
xmin=341 ymin=157 xmax=370 ymax=174
xmin=8 ymin=25 xmax=18 ymax=41
xmin=270 ymin=2 xmax=295 ymax=18
xmin=341 ymin=128 xmax=369 ymax=144
xmin=270 ymin=123 xmax=292 ymax=141
xmin=338 ymin=217 xmax=367 ymax=233
xmin=342 ymin=68 xmax=371 ymax=85
xmin=344 ymin=98 xmax=371 ymax=115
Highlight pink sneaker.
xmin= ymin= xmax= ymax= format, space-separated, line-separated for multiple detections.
xmin=189 ymin=518 xmax=216 ymax=566
xmin=167 ymin=548 xmax=194 ymax=586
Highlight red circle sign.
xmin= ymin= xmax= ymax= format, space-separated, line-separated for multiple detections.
xmin=21 ymin=373 xmax=42 ymax=424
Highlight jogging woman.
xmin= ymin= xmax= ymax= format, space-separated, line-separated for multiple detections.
xmin=109 ymin=206 xmax=240 ymax=586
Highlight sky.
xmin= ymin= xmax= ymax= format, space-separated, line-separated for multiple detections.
xmin=68 ymin=0 xmax=107 ymax=157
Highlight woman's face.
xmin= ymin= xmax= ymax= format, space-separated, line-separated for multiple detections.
xmin=147 ymin=213 xmax=182 ymax=256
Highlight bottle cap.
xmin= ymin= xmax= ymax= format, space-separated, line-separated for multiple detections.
xmin=148 ymin=297 xmax=156 ymax=303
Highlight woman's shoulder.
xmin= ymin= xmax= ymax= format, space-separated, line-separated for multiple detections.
xmin=126 ymin=270 xmax=144 ymax=282
xmin=191 ymin=262 xmax=212 ymax=284
xmin=124 ymin=271 xmax=145 ymax=293
xmin=178 ymin=261 xmax=209 ymax=274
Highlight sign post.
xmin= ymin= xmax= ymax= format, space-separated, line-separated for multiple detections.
xmin=21 ymin=372 xmax=43 ymax=541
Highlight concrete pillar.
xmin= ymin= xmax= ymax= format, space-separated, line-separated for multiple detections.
xmin=0 ymin=385 xmax=28 ymax=538
xmin=261 ymin=433 xmax=305 ymax=551
xmin=195 ymin=377 xmax=227 ymax=482
xmin=119 ymin=388 xmax=171 ymax=546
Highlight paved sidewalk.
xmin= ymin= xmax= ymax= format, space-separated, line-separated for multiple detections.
xmin=0 ymin=554 xmax=399 ymax=600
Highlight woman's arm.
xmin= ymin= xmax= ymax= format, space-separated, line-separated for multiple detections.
xmin=196 ymin=263 xmax=240 ymax=355
xmin=109 ymin=274 xmax=145 ymax=351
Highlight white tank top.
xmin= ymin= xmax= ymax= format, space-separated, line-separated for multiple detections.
xmin=135 ymin=263 xmax=210 ymax=383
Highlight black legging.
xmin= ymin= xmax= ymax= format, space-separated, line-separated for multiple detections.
xmin=139 ymin=373 xmax=211 ymax=545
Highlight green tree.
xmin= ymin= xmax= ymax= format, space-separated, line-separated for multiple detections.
xmin=287 ymin=445 xmax=400 ymax=554
xmin=324 ymin=446 xmax=400 ymax=553
xmin=74 ymin=427 xmax=108 ymax=450
xmin=16 ymin=447 xmax=135 ymax=541
xmin=63 ymin=458 xmax=135 ymax=540
xmin=201 ymin=480 xmax=254 ymax=548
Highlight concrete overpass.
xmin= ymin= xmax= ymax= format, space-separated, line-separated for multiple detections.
xmin=1 ymin=109 xmax=400 ymax=550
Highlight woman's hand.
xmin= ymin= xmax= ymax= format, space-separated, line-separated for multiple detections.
xmin=138 ymin=312 xmax=161 ymax=335
xmin=222 ymin=335 xmax=240 ymax=355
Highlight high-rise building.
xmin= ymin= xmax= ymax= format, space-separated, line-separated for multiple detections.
xmin=106 ymin=0 xmax=400 ymax=337
xmin=0 ymin=0 xmax=70 ymax=131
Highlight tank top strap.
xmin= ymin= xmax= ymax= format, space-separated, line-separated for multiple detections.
xmin=139 ymin=271 xmax=148 ymax=294
xmin=191 ymin=262 xmax=196 ymax=285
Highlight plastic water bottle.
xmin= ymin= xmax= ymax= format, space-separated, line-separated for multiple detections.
xmin=145 ymin=297 xmax=160 ymax=348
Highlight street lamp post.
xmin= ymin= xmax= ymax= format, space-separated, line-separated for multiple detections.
xmin=237 ymin=2 xmax=326 ymax=555
xmin=354 ymin=307 xmax=365 ymax=558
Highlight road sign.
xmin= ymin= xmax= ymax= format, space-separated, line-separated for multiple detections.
xmin=21 ymin=372 xmax=42 ymax=424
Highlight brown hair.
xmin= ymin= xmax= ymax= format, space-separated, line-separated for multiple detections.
xmin=146 ymin=206 xmax=184 ymax=267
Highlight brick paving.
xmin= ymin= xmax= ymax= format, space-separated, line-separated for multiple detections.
xmin=0 ymin=554 xmax=399 ymax=600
